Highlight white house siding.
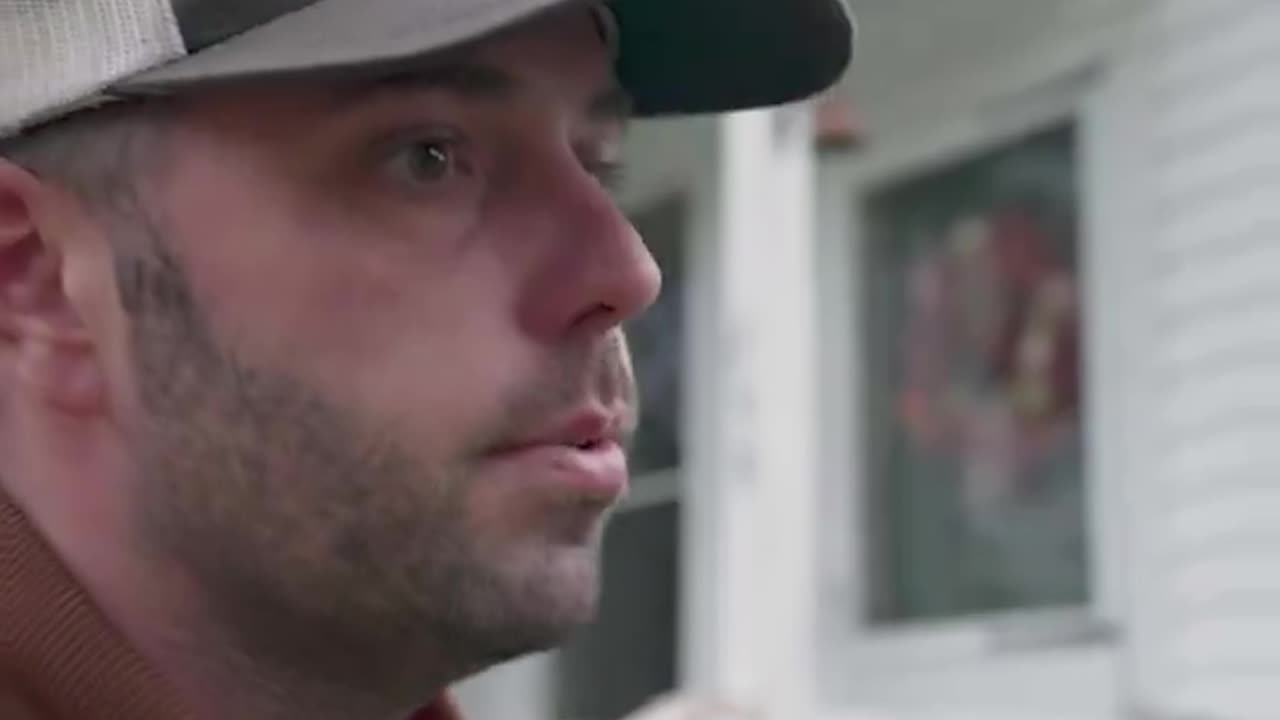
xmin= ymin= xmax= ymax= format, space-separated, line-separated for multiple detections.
xmin=1122 ymin=3 xmax=1280 ymax=720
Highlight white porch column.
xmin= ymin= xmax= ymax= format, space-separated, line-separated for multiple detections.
xmin=451 ymin=653 xmax=554 ymax=720
xmin=1125 ymin=3 xmax=1280 ymax=719
xmin=681 ymin=104 xmax=822 ymax=718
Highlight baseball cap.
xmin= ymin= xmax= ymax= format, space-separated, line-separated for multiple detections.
xmin=0 ymin=0 xmax=855 ymax=139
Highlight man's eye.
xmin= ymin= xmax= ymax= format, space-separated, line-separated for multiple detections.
xmin=588 ymin=159 xmax=626 ymax=192
xmin=386 ymin=138 xmax=464 ymax=186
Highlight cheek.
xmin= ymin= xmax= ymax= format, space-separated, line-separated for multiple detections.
xmin=165 ymin=153 xmax=540 ymax=465
xmin=346 ymin=320 xmax=515 ymax=460
xmin=287 ymin=230 xmax=522 ymax=447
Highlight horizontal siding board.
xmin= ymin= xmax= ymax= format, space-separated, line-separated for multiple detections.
xmin=1158 ymin=132 xmax=1280 ymax=201
xmin=1133 ymin=3 xmax=1280 ymax=717
xmin=1147 ymin=4 xmax=1280 ymax=90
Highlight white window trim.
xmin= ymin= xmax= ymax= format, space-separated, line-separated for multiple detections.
xmin=622 ymin=467 xmax=682 ymax=512
xmin=615 ymin=181 xmax=699 ymax=516
xmin=813 ymin=60 xmax=1140 ymax=718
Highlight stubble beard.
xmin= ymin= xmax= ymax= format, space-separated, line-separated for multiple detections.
xmin=115 ymin=237 xmax=607 ymax=709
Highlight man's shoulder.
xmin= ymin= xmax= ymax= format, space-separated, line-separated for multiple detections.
xmin=411 ymin=694 xmax=464 ymax=720
xmin=0 ymin=679 xmax=53 ymax=720
xmin=0 ymin=491 xmax=193 ymax=719
xmin=1 ymin=492 xmax=73 ymax=719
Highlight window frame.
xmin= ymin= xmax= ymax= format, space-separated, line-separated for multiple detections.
xmin=813 ymin=64 xmax=1139 ymax=716
xmin=622 ymin=191 xmax=692 ymax=492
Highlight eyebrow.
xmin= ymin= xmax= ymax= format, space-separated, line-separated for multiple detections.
xmin=327 ymin=61 xmax=634 ymax=123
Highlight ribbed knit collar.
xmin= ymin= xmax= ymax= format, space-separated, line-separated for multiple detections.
xmin=0 ymin=492 xmax=460 ymax=720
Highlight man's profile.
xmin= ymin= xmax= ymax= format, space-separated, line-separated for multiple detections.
xmin=0 ymin=1 xmax=853 ymax=718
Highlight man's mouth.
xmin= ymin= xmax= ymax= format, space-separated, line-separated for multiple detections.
xmin=488 ymin=407 xmax=631 ymax=503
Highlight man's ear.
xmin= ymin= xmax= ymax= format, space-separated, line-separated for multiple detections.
xmin=0 ymin=159 xmax=104 ymax=415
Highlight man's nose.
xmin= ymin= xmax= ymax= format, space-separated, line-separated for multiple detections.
xmin=517 ymin=160 xmax=662 ymax=342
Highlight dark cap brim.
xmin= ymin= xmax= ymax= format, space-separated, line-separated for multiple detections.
xmin=116 ymin=0 xmax=854 ymax=117
xmin=614 ymin=0 xmax=854 ymax=115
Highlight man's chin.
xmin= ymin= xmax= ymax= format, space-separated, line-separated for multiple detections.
xmin=524 ymin=542 xmax=603 ymax=625
xmin=471 ymin=543 xmax=603 ymax=651
xmin=462 ymin=597 xmax=599 ymax=671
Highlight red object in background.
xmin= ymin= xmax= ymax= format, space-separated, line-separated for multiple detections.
xmin=896 ymin=207 xmax=1080 ymax=455
xmin=985 ymin=207 xmax=1080 ymax=422
xmin=815 ymin=89 xmax=864 ymax=150
xmin=410 ymin=695 xmax=462 ymax=720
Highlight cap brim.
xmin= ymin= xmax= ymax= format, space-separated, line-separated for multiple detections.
xmin=614 ymin=0 xmax=854 ymax=115
xmin=117 ymin=0 xmax=854 ymax=117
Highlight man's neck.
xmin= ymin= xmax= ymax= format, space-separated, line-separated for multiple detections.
xmin=154 ymin=652 xmax=433 ymax=720
xmin=105 ymin=565 xmax=461 ymax=720
xmin=1 ymin=489 xmax=460 ymax=720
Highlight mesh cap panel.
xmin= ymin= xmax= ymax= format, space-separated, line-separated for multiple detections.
xmin=0 ymin=0 xmax=186 ymax=135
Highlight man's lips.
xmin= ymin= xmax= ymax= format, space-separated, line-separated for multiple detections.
xmin=486 ymin=408 xmax=632 ymax=502
xmin=486 ymin=439 xmax=629 ymax=503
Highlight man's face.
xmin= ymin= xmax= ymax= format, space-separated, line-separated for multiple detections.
xmin=104 ymin=6 xmax=659 ymax=682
